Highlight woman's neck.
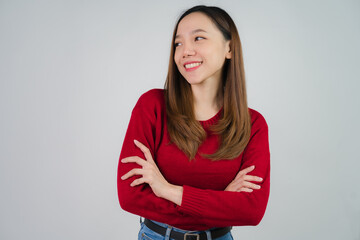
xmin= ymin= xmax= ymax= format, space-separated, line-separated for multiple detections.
xmin=191 ymin=84 xmax=223 ymax=121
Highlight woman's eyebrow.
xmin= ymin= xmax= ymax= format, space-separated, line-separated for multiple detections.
xmin=175 ymin=29 xmax=207 ymax=40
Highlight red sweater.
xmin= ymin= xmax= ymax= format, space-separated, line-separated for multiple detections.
xmin=117 ymin=88 xmax=270 ymax=231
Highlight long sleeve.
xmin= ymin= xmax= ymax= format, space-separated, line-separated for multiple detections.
xmin=117 ymin=91 xmax=202 ymax=228
xmin=175 ymin=113 xmax=270 ymax=227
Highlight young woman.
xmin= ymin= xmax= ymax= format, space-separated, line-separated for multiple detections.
xmin=117 ymin=5 xmax=270 ymax=240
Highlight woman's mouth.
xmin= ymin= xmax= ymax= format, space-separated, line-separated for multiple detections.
xmin=184 ymin=61 xmax=202 ymax=72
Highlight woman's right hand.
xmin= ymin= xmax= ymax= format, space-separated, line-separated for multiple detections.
xmin=224 ymin=165 xmax=263 ymax=192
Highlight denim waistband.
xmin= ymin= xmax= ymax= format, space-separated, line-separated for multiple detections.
xmin=142 ymin=217 xmax=218 ymax=233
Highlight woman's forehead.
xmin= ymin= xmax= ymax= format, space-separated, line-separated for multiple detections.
xmin=176 ymin=12 xmax=217 ymax=37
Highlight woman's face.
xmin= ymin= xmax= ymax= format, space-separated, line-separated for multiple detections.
xmin=174 ymin=12 xmax=231 ymax=87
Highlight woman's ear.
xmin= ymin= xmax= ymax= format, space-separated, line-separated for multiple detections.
xmin=225 ymin=40 xmax=231 ymax=59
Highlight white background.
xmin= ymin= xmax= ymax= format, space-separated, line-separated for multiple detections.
xmin=0 ymin=0 xmax=359 ymax=239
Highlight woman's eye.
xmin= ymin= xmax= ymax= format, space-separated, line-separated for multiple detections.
xmin=174 ymin=37 xmax=204 ymax=47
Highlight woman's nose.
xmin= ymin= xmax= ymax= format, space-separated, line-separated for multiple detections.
xmin=182 ymin=44 xmax=195 ymax=57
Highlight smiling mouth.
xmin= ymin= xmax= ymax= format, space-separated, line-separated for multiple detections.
xmin=184 ymin=62 xmax=203 ymax=69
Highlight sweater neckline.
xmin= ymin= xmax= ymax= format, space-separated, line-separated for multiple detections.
xmin=198 ymin=106 xmax=223 ymax=128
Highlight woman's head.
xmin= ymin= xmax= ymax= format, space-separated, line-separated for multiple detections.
xmin=164 ymin=5 xmax=251 ymax=161
xmin=173 ymin=11 xmax=232 ymax=88
xmin=165 ymin=5 xmax=244 ymax=96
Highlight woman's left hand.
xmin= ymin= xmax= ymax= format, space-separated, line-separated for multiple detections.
xmin=120 ymin=139 xmax=171 ymax=198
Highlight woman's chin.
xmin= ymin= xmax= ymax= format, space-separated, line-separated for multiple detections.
xmin=184 ymin=78 xmax=205 ymax=86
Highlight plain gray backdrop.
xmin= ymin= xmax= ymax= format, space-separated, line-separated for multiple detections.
xmin=1 ymin=0 xmax=359 ymax=239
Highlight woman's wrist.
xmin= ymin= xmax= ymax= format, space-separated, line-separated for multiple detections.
xmin=162 ymin=184 xmax=183 ymax=206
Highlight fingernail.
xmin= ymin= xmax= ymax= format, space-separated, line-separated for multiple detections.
xmin=120 ymin=175 xmax=124 ymax=180
xmin=259 ymin=177 xmax=263 ymax=181
xmin=134 ymin=139 xmax=138 ymax=144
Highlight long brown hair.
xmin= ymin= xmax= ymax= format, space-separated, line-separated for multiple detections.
xmin=164 ymin=5 xmax=251 ymax=161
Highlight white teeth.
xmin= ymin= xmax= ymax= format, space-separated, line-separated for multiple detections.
xmin=185 ymin=62 xmax=202 ymax=69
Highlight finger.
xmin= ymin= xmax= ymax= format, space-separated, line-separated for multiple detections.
xmin=234 ymin=165 xmax=255 ymax=181
xmin=242 ymin=181 xmax=261 ymax=190
xmin=239 ymin=188 xmax=253 ymax=193
xmin=130 ymin=178 xmax=146 ymax=187
xmin=231 ymin=177 xmax=261 ymax=190
xmin=121 ymin=156 xmax=146 ymax=166
xmin=243 ymin=175 xmax=263 ymax=182
xmin=134 ymin=140 xmax=155 ymax=163
xmin=241 ymin=165 xmax=255 ymax=175
xmin=121 ymin=168 xmax=144 ymax=180
xmin=236 ymin=165 xmax=255 ymax=177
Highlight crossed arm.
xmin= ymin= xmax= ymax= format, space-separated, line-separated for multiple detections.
xmin=120 ymin=139 xmax=263 ymax=206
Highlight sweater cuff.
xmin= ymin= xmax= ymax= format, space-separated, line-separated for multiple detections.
xmin=177 ymin=185 xmax=208 ymax=217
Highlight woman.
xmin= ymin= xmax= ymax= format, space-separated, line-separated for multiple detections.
xmin=117 ymin=5 xmax=270 ymax=240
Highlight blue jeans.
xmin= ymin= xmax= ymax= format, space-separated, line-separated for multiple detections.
xmin=138 ymin=217 xmax=234 ymax=240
